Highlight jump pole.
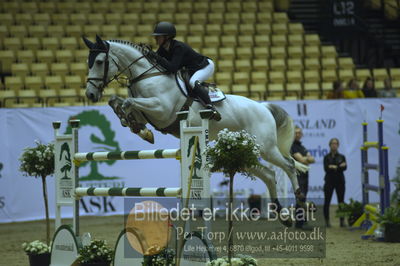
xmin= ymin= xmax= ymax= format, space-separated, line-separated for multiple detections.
xmin=52 ymin=110 xmax=213 ymax=265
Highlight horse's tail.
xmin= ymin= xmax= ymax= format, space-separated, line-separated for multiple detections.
xmin=264 ymin=103 xmax=309 ymax=173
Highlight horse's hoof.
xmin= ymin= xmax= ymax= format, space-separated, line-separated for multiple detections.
xmin=139 ymin=129 xmax=154 ymax=144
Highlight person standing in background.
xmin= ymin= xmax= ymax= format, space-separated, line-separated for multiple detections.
xmin=327 ymin=80 xmax=344 ymax=99
xmin=323 ymin=138 xmax=347 ymax=228
xmin=291 ymin=126 xmax=315 ymax=229
xmin=343 ymin=79 xmax=365 ymax=99
xmin=362 ymin=77 xmax=377 ymax=98
xmin=378 ymin=77 xmax=397 ymax=98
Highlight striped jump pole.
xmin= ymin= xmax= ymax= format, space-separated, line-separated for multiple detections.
xmin=53 ymin=110 xmax=212 ymax=245
xmin=74 ymin=149 xmax=180 ymax=163
xmin=75 ymin=187 xmax=182 ymax=198
xmin=52 ymin=111 xmax=213 ymax=266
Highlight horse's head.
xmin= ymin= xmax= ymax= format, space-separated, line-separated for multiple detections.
xmin=82 ymin=35 xmax=119 ymax=102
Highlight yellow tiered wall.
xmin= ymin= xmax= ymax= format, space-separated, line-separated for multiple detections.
xmin=0 ymin=0 xmax=399 ymax=108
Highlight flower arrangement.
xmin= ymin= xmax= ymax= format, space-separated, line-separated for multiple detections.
xmin=207 ymin=254 xmax=258 ymax=266
xmin=77 ymin=240 xmax=113 ymax=265
xmin=205 ymin=129 xmax=260 ymax=263
xmin=19 ymin=140 xmax=54 ymax=178
xmin=19 ymin=140 xmax=55 ymax=246
xmin=22 ymin=240 xmax=51 ymax=256
xmin=142 ymin=248 xmax=175 ymax=265
xmin=204 ymin=129 xmax=260 ymax=178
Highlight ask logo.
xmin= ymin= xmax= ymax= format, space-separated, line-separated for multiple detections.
xmin=65 ymin=110 xmax=122 ymax=181
xmin=63 ymin=110 xmax=124 ymax=215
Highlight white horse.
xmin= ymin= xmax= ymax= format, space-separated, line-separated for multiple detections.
xmin=83 ymin=36 xmax=308 ymax=225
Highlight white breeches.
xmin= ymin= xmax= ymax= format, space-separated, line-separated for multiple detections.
xmin=189 ymin=59 xmax=215 ymax=88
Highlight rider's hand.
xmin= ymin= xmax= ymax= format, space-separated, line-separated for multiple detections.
xmin=145 ymin=50 xmax=160 ymax=62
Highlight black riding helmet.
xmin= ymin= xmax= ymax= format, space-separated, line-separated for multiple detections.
xmin=152 ymin=22 xmax=176 ymax=38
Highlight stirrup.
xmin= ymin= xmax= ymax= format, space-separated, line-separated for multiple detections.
xmin=206 ymin=104 xmax=221 ymax=121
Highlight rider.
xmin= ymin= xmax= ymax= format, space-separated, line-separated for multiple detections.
xmin=147 ymin=21 xmax=221 ymax=121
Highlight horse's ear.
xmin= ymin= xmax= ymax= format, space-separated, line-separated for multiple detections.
xmin=82 ymin=36 xmax=94 ymax=49
xmin=95 ymin=34 xmax=103 ymax=44
xmin=96 ymin=34 xmax=108 ymax=50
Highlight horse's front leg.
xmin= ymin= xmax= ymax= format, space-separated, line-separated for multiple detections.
xmin=108 ymin=95 xmax=154 ymax=144
xmin=122 ymin=96 xmax=168 ymax=122
xmin=122 ymin=96 xmax=164 ymax=113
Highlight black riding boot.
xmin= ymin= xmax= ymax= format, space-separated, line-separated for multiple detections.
xmin=193 ymin=81 xmax=221 ymax=121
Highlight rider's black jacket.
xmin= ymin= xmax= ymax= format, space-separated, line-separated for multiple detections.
xmin=156 ymin=40 xmax=209 ymax=76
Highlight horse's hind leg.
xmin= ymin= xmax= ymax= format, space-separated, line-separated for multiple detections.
xmin=263 ymin=146 xmax=304 ymax=202
xmin=281 ymin=156 xmax=307 ymax=202
xmin=266 ymin=150 xmax=316 ymax=216
xmin=247 ymin=163 xmax=292 ymax=227
xmin=247 ymin=164 xmax=277 ymax=199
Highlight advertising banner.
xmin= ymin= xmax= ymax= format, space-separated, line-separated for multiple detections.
xmin=0 ymin=98 xmax=399 ymax=223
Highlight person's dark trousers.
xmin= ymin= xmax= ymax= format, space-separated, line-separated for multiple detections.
xmin=323 ymin=177 xmax=345 ymax=226
xmin=295 ymin=174 xmax=309 ymax=227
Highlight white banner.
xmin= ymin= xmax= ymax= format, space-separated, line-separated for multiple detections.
xmin=0 ymin=99 xmax=399 ymax=223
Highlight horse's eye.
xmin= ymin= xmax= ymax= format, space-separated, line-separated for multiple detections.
xmin=96 ymin=60 xmax=103 ymax=65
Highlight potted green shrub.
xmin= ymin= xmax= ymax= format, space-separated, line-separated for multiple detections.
xmin=19 ymin=140 xmax=54 ymax=266
xmin=335 ymin=198 xmax=363 ymax=226
xmin=142 ymin=248 xmax=175 ymax=265
xmin=22 ymin=240 xmax=51 ymax=266
xmin=77 ymin=239 xmax=113 ymax=266
xmin=205 ymin=129 xmax=260 ymax=264
xmin=377 ymin=207 xmax=400 ymax=242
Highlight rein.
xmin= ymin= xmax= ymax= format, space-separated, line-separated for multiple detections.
xmin=87 ymin=46 xmax=167 ymax=93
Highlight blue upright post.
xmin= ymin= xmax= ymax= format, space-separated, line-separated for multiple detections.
xmin=377 ymin=120 xmax=384 ymax=214
xmin=361 ymin=122 xmax=369 ymax=206
xmin=382 ymin=147 xmax=390 ymax=211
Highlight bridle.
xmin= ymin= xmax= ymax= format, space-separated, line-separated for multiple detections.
xmin=86 ymin=45 xmax=165 ymax=93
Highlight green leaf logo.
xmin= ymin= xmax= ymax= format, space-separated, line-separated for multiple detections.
xmin=65 ymin=110 xmax=122 ymax=181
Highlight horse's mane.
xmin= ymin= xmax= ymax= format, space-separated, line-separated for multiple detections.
xmin=107 ymin=39 xmax=166 ymax=72
xmin=108 ymin=39 xmax=152 ymax=54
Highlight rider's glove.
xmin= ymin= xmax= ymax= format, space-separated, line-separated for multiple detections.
xmin=145 ymin=50 xmax=161 ymax=62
